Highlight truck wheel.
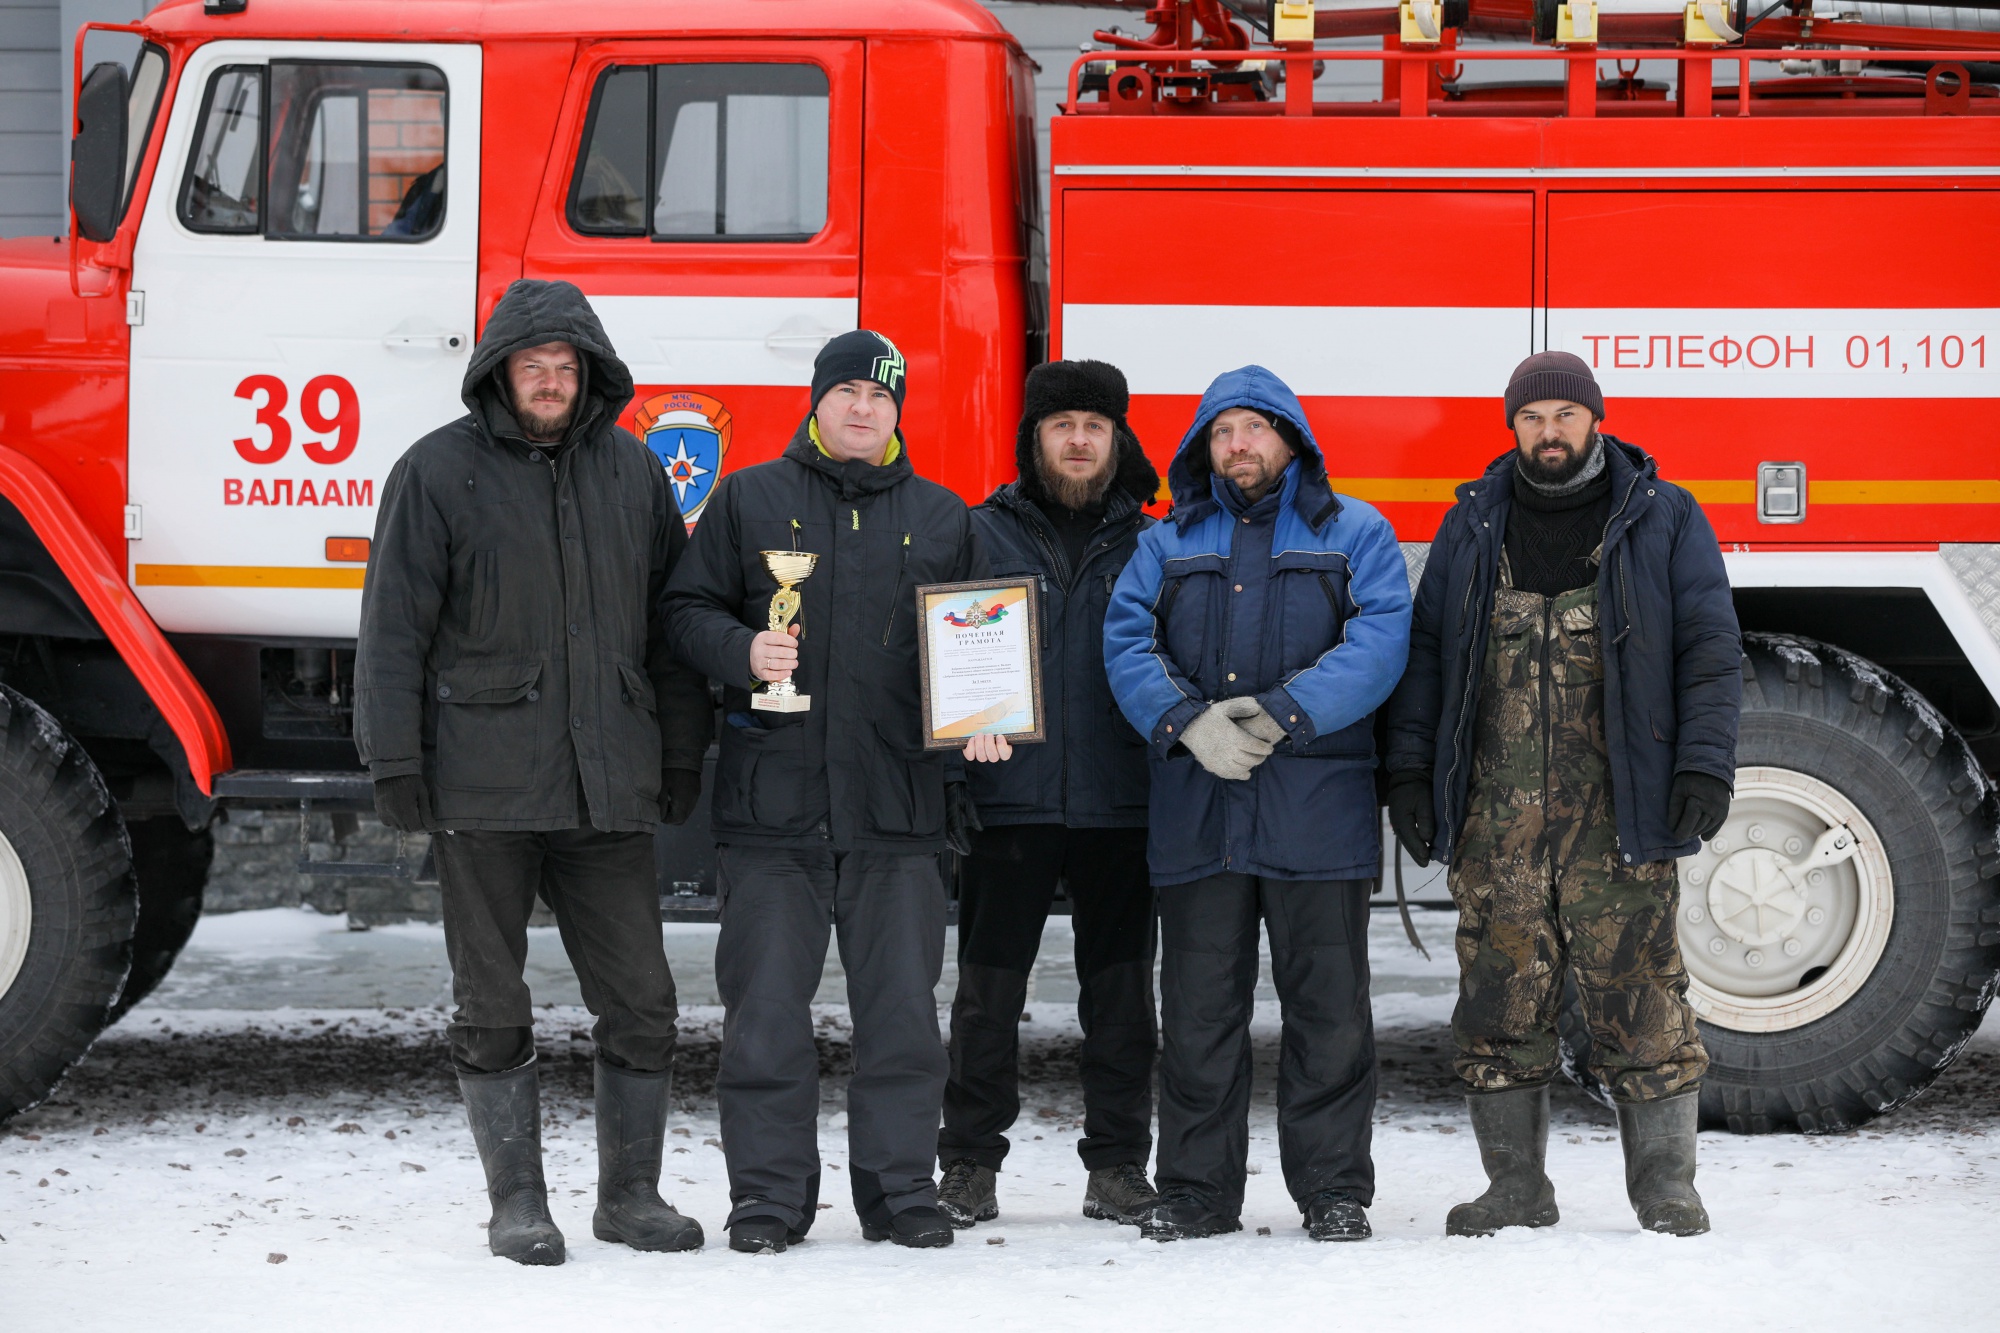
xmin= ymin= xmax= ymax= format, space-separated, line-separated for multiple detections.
xmin=107 ymin=818 xmax=212 ymax=1021
xmin=0 ymin=685 xmax=134 ymax=1123
xmin=1561 ymin=634 xmax=2000 ymax=1132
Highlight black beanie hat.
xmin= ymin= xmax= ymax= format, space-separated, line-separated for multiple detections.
xmin=812 ymin=329 xmax=908 ymax=418
xmin=1015 ymin=359 xmax=1160 ymax=507
xmin=1503 ymin=351 xmax=1604 ymax=425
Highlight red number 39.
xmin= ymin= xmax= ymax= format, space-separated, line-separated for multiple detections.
xmin=232 ymin=374 xmax=360 ymax=465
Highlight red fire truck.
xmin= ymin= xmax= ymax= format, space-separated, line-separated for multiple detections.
xmin=2 ymin=0 xmax=1996 ymax=1137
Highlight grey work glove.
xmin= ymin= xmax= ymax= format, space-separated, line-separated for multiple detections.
xmin=1180 ymin=698 xmax=1277 ymax=781
xmin=1233 ymin=699 xmax=1288 ymax=745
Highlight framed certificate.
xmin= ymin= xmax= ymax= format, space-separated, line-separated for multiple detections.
xmin=915 ymin=579 xmax=1046 ymax=750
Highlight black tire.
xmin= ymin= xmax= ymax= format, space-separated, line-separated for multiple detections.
xmin=1561 ymin=634 xmax=2000 ymax=1133
xmin=0 ymin=684 xmax=134 ymax=1124
xmin=107 ymin=818 xmax=212 ymax=1021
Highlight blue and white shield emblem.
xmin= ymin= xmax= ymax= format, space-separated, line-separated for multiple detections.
xmin=634 ymin=391 xmax=732 ymax=522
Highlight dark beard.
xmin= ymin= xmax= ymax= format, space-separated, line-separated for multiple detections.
xmin=516 ymin=398 xmax=576 ymax=443
xmin=1037 ymin=452 xmax=1114 ymax=511
xmin=1518 ymin=436 xmax=1594 ymax=487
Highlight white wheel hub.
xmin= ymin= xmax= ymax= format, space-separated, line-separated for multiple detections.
xmin=0 ymin=827 xmax=31 ymax=1002
xmin=1679 ymin=767 xmax=1893 ymax=1033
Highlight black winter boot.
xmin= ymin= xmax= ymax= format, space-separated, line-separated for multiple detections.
xmin=1446 ymin=1084 xmax=1560 ymax=1237
xmin=459 ymin=1060 xmax=565 ymax=1265
xmin=1083 ymin=1162 xmax=1159 ymax=1225
xmin=1139 ymin=1190 xmax=1241 ymax=1242
xmin=862 ymin=1206 xmax=955 ymax=1248
xmin=728 ymin=1215 xmax=805 ymax=1254
xmin=1303 ymin=1190 xmax=1371 ymax=1241
xmin=1616 ymin=1090 xmax=1710 ymax=1236
xmin=937 ymin=1158 xmax=998 ymax=1229
xmin=592 ymin=1059 xmax=704 ymax=1252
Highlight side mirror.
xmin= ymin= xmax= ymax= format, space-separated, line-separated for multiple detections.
xmin=71 ymin=61 xmax=129 ymax=243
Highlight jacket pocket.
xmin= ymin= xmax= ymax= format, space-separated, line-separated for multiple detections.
xmin=614 ymin=663 xmax=664 ymax=804
xmin=433 ymin=661 xmax=543 ymax=792
xmin=1147 ymin=751 xmax=1222 ymax=877
xmin=1251 ymin=755 xmax=1377 ymax=874
xmin=470 ymin=550 xmax=499 ymax=638
xmin=722 ymin=722 xmax=817 ymax=835
xmin=1650 ymin=709 xmax=1677 ymax=744
xmin=865 ymin=720 xmax=945 ymax=839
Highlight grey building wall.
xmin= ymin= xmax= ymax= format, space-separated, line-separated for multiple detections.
xmin=0 ymin=0 xmax=60 ymax=238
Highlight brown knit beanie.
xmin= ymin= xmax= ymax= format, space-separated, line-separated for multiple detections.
xmin=1503 ymin=351 xmax=1604 ymax=425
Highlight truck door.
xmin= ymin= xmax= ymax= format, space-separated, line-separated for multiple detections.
xmin=1055 ymin=187 xmax=1535 ymax=531
xmin=126 ymin=41 xmax=482 ymax=636
xmin=523 ymin=41 xmax=863 ymax=522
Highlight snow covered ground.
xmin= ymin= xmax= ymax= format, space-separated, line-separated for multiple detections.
xmin=5 ymin=909 xmax=1997 ymax=1331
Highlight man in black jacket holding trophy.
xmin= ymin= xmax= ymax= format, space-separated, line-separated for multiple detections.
xmin=665 ymin=331 xmax=983 ymax=1254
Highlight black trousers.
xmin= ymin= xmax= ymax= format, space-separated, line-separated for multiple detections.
xmin=714 ymin=844 xmax=948 ymax=1234
xmin=434 ymin=825 xmax=677 ymax=1075
xmin=1155 ymin=874 xmax=1376 ymax=1216
xmin=939 ymin=823 xmax=1156 ymax=1172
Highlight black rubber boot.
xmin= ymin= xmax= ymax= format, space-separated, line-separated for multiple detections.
xmin=1082 ymin=1162 xmax=1160 ymax=1226
xmin=937 ymin=1158 xmax=998 ymax=1229
xmin=1303 ymin=1190 xmax=1372 ymax=1241
xmin=1617 ymin=1089 xmax=1711 ymax=1236
xmin=861 ymin=1207 xmax=956 ymax=1248
xmin=459 ymin=1060 xmax=565 ymax=1265
xmin=1446 ymin=1084 xmax=1560 ymax=1237
xmin=592 ymin=1059 xmax=705 ymax=1252
xmin=1139 ymin=1190 xmax=1242 ymax=1243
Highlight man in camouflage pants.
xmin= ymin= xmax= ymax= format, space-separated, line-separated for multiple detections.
xmin=1385 ymin=352 xmax=1741 ymax=1238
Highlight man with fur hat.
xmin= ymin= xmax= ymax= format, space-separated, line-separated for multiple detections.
xmin=1384 ymin=352 xmax=1740 ymax=1239
xmin=1104 ymin=365 xmax=1412 ymax=1243
xmin=665 ymin=329 xmax=985 ymax=1254
xmin=934 ymin=360 xmax=1164 ymax=1232
xmin=357 ymin=279 xmax=714 ymax=1264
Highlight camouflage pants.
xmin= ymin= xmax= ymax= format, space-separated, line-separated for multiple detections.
xmin=1447 ymin=568 xmax=1707 ymax=1104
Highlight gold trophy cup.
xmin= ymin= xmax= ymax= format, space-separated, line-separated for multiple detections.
xmin=752 ymin=549 xmax=819 ymax=713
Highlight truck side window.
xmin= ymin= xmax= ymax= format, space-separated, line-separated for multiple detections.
xmin=570 ymin=63 xmax=829 ymax=241
xmin=180 ymin=66 xmax=264 ymax=232
xmin=178 ymin=61 xmax=448 ymax=241
xmin=122 ymin=45 xmax=169 ymax=219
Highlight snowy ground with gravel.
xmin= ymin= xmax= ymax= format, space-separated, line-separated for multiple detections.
xmin=5 ymin=909 xmax=1997 ymax=1331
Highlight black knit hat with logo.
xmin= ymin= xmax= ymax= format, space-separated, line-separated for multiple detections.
xmin=811 ymin=329 xmax=908 ymax=418
xmin=1015 ymin=359 xmax=1160 ymax=507
xmin=1503 ymin=350 xmax=1605 ymax=425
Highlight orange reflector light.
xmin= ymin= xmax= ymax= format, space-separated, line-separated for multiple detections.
xmin=326 ymin=537 xmax=371 ymax=563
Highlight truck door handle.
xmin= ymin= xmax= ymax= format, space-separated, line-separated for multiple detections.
xmin=763 ymin=332 xmax=836 ymax=352
xmin=383 ymin=332 xmax=467 ymax=352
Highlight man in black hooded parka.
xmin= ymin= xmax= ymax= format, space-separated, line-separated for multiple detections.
xmin=357 ymin=279 xmax=713 ymax=1264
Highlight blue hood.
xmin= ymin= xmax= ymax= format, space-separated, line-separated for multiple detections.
xmin=1167 ymin=365 xmax=1332 ymax=526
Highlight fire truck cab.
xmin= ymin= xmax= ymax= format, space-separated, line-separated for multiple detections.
xmin=3 ymin=0 xmax=1998 ymax=1140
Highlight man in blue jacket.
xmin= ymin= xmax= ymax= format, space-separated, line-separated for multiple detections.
xmin=1105 ymin=365 xmax=1411 ymax=1243
xmin=935 ymin=360 xmax=1163 ymax=1232
xmin=1383 ymin=352 xmax=1740 ymax=1240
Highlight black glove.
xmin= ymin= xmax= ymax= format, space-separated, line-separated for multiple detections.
xmin=945 ymin=780 xmax=981 ymax=857
xmin=1386 ymin=769 xmax=1436 ymax=868
xmin=373 ymin=774 xmax=435 ymax=833
xmin=659 ymin=768 xmax=702 ymax=826
xmin=1669 ymin=770 xmax=1733 ymax=842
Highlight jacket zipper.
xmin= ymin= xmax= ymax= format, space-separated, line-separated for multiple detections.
xmin=880 ymin=533 xmax=911 ymax=645
xmin=1024 ymin=503 xmax=1137 ymax=814
xmin=1601 ymin=470 xmax=1644 ymax=645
